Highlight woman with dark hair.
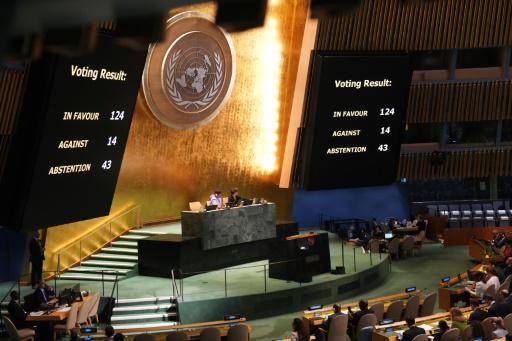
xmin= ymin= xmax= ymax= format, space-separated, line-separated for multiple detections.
xmin=291 ymin=318 xmax=308 ymax=341
xmin=433 ymin=320 xmax=449 ymax=341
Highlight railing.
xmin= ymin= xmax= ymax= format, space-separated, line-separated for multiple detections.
xmin=52 ymin=205 xmax=142 ymax=275
xmin=170 ymin=243 xmax=391 ymax=302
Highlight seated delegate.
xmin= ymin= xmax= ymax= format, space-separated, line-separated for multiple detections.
xmin=209 ymin=189 xmax=224 ymax=209
xmin=7 ymin=291 xmax=28 ymax=329
xmin=33 ymin=279 xmax=55 ymax=309
xmin=402 ymin=318 xmax=426 ymax=341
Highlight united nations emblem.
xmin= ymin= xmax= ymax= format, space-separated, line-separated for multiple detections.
xmin=142 ymin=12 xmax=236 ymax=129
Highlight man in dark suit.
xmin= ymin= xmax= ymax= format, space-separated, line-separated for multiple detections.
xmin=227 ymin=188 xmax=243 ymax=207
xmin=7 ymin=291 xmax=28 ymax=329
xmin=323 ymin=304 xmax=345 ymax=330
xmin=29 ymin=232 xmax=45 ymax=288
xmin=348 ymin=300 xmax=373 ymax=339
xmin=469 ymin=299 xmax=488 ymax=322
xmin=402 ymin=317 xmax=426 ymax=341
xmin=33 ymin=280 xmax=55 ymax=309
xmin=487 ymin=292 xmax=512 ymax=318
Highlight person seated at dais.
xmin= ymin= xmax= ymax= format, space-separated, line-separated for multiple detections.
xmin=209 ymin=189 xmax=224 ymax=209
xmin=465 ymin=271 xmax=487 ymax=298
xmin=227 ymin=188 xmax=243 ymax=207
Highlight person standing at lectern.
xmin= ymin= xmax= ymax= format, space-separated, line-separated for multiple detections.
xmin=29 ymin=231 xmax=45 ymax=288
xmin=227 ymin=188 xmax=242 ymax=207
xmin=209 ymin=190 xmax=223 ymax=209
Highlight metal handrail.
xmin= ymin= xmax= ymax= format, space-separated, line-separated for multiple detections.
xmin=171 ymin=269 xmax=181 ymax=299
xmin=55 ymin=204 xmax=141 ymax=254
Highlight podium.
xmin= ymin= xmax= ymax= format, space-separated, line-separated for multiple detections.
xmin=268 ymin=232 xmax=331 ymax=283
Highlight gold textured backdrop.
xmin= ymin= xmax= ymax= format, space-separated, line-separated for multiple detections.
xmin=44 ymin=0 xmax=309 ymax=270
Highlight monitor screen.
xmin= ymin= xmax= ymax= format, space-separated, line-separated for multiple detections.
xmin=294 ymin=52 xmax=411 ymax=190
xmin=385 ymin=232 xmax=394 ymax=239
xmin=0 ymin=34 xmax=147 ymax=230
xmin=308 ymin=305 xmax=323 ymax=310
xmin=442 ymin=276 xmax=451 ymax=283
xmin=405 ymin=286 xmax=416 ymax=293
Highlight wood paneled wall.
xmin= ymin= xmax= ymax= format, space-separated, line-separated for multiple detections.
xmin=407 ymin=80 xmax=512 ymax=123
xmin=398 ymin=149 xmax=512 ymax=180
xmin=315 ymin=0 xmax=512 ymax=51
xmin=0 ymin=65 xmax=28 ymax=180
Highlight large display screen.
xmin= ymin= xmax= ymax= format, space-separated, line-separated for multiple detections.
xmin=295 ymin=52 xmax=411 ymax=190
xmin=0 ymin=34 xmax=146 ymax=230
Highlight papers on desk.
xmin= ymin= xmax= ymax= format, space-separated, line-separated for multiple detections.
xmin=395 ymin=330 xmax=404 ymax=339
xmin=418 ymin=324 xmax=434 ymax=332
xmin=29 ymin=311 xmax=44 ymax=316
xmin=57 ymin=306 xmax=71 ymax=312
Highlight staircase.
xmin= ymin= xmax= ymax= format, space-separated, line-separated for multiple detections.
xmin=59 ymin=228 xmax=166 ymax=282
xmin=110 ymin=296 xmax=179 ymax=331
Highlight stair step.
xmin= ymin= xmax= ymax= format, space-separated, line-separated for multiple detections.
xmin=110 ymin=312 xmax=177 ymax=322
xmin=112 ymin=322 xmax=178 ymax=331
xmin=102 ymin=247 xmax=138 ymax=254
xmin=119 ymin=234 xmax=147 ymax=240
xmin=58 ymin=273 xmax=119 ymax=281
xmin=113 ymin=303 xmax=175 ymax=313
xmin=128 ymin=229 xmax=166 ymax=236
xmin=82 ymin=260 xmax=136 ymax=268
xmin=116 ymin=296 xmax=174 ymax=306
xmin=66 ymin=266 xmax=130 ymax=275
xmin=91 ymin=253 xmax=138 ymax=261
xmin=111 ymin=241 xmax=138 ymax=248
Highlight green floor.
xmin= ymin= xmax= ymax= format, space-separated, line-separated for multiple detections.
xmin=248 ymin=241 xmax=474 ymax=340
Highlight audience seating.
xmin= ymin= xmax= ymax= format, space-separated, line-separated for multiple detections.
xmin=328 ymin=315 xmax=348 ymax=341
xmin=403 ymin=295 xmax=419 ymax=319
xmin=134 ymin=334 xmax=156 ymax=341
xmin=419 ymin=292 xmax=437 ymax=317
xmin=426 ymin=200 xmax=512 ymax=228
xmin=440 ymin=328 xmax=460 ymax=341
xmin=480 ymin=317 xmax=495 ymax=340
xmin=3 ymin=316 xmax=35 ymax=341
xmin=402 ymin=236 xmax=416 ymax=257
xmin=200 ymin=327 xmax=221 ymax=341
xmin=503 ymin=313 xmax=512 ymax=334
xmin=460 ymin=325 xmax=473 ymax=341
xmin=412 ymin=335 xmax=428 ymax=341
xmin=166 ymin=332 xmax=188 ymax=341
xmin=370 ymin=302 xmax=385 ymax=322
xmin=53 ymin=303 xmax=79 ymax=339
xmin=226 ymin=324 xmax=249 ymax=341
xmin=388 ymin=238 xmax=400 ymax=259
xmin=356 ymin=313 xmax=377 ymax=335
xmin=385 ymin=300 xmax=404 ymax=322
xmin=357 ymin=326 xmax=374 ymax=341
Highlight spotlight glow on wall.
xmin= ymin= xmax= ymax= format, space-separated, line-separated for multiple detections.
xmin=252 ymin=8 xmax=282 ymax=173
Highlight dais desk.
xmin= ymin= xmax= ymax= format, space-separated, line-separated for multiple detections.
xmin=181 ymin=203 xmax=276 ymax=250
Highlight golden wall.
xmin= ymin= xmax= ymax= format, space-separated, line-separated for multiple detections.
xmin=44 ymin=0 xmax=309 ymax=269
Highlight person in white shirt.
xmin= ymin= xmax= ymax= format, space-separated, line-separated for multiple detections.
xmin=466 ymin=271 xmax=487 ymax=298
xmin=486 ymin=268 xmax=501 ymax=293
xmin=209 ymin=190 xmax=223 ymax=208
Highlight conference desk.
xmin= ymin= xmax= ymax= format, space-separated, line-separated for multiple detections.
xmin=437 ymin=263 xmax=484 ymax=311
xmin=85 ymin=319 xmax=250 ymax=339
xmin=26 ymin=295 xmax=92 ymax=322
xmin=181 ymin=203 xmax=276 ymax=250
xmin=303 ymin=290 xmax=421 ymax=326
xmin=373 ymin=307 xmax=475 ymax=341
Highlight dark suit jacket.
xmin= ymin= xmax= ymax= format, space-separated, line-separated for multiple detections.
xmin=488 ymin=302 xmax=512 ymax=318
xmin=350 ymin=308 xmax=373 ymax=330
xmin=227 ymin=195 xmax=242 ymax=207
xmin=469 ymin=308 xmax=488 ymax=322
xmin=7 ymin=299 xmax=27 ymax=328
xmin=34 ymin=287 xmax=52 ymax=308
xmin=29 ymin=238 xmax=44 ymax=264
xmin=402 ymin=326 xmax=426 ymax=341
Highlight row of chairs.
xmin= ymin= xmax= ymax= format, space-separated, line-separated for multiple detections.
xmin=446 ymin=215 xmax=511 ymax=228
xmin=430 ymin=201 xmax=512 ymax=219
xmin=4 ymin=293 xmax=101 ymax=341
xmin=134 ymin=324 xmax=250 ymax=341
xmin=369 ymin=232 xmax=426 ymax=259
xmin=319 ymin=293 xmax=437 ymax=341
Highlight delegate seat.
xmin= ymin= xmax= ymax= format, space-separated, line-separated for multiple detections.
xmin=460 ymin=217 xmax=472 ymax=228
xmin=166 ymin=332 xmax=188 ymax=341
xmin=199 ymin=328 xmax=221 ymax=341
xmin=440 ymin=328 xmax=460 ymax=341
xmin=327 ymin=315 xmax=348 ymax=341
xmin=3 ymin=316 xmax=35 ymax=341
xmin=419 ymin=292 xmax=437 ymax=317
xmin=461 ymin=204 xmax=472 ymax=217
xmin=438 ymin=204 xmax=449 ymax=217
xmin=471 ymin=203 xmax=483 ymax=217
xmin=499 ymin=216 xmax=510 ymax=227
xmin=227 ymin=324 xmax=249 ymax=341
xmin=385 ymin=300 xmax=404 ymax=322
xmin=448 ymin=217 xmax=460 ymax=228
xmin=485 ymin=216 xmax=496 ymax=227
xmin=370 ymin=302 xmax=384 ymax=322
xmin=473 ymin=216 xmax=484 ymax=228
xmin=483 ymin=203 xmax=495 ymax=217
xmin=449 ymin=204 xmax=460 ymax=217
xmin=356 ymin=313 xmax=377 ymax=335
